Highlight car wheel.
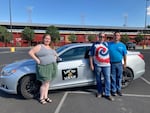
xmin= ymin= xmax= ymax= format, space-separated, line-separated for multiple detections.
xmin=122 ymin=68 xmax=134 ymax=88
xmin=18 ymin=75 xmax=41 ymax=99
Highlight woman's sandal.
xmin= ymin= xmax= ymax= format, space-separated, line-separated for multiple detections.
xmin=39 ymin=99 xmax=47 ymax=104
xmin=45 ymin=98 xmax=52 ymax=103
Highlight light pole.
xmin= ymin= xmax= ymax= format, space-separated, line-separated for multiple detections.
xmin=9 ymin=0 xmax=12 ymax=35
xmin=144 ymin=0 xmax=149 ymax=49
xmin=145 ymin=0 xmax=149 ymax=28
xmin=9 ymin=0 xmax=15 ymax=51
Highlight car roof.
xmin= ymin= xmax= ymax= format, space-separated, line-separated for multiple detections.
xmin=64 ymin=43 xmax=92 ymax=47
xmin=56 ymin=43 xmax=92 ymax=54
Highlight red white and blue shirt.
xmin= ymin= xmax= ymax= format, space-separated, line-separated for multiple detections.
xmin=89 ymin=42 xmax=110 ymax=67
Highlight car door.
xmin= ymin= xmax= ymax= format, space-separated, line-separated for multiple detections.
xmin=50 ymin=46 xmax=95 ymax=89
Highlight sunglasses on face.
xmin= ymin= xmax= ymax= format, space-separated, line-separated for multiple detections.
xmin=99 ymin=36 xmax=105 ymax=38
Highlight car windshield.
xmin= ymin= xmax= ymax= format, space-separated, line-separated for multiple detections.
xmin=127 ymin=42 xmax=132 ymax=44
xmin=56 ymin=44 xmax=71 ymax=53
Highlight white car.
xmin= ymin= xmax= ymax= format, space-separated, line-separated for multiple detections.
xmin=0 ymin=43 xmax=145 ymax=99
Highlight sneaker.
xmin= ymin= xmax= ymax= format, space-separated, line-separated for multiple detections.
xmin=96 ymin=94 xmax=103 ymax=98
xmin=117 ymin=91 xmax=122 ymax=96
xmin=105 ymin=96 xmax=114 ymax=101
xmin=111 ymin=92 xmax=117 ymax=96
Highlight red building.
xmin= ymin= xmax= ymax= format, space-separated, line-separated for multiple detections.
xmin=0 ymin=22 xmax=150 ymax=47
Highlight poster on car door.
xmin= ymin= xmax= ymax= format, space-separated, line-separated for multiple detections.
xmin=62 ymin=68 xmax=78 ymax=80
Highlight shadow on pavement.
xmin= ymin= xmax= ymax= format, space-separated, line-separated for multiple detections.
xmin=0 ymin=90 xmax=24 ymax=100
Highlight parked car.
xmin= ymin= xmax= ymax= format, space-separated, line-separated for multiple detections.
xmin=0 ymin=43 xmax=145 ymax=99
xmin=126 ymin=42 xmax=136 ymax=50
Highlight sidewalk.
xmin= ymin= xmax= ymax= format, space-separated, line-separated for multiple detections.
xmin=136 ymin=45 xmax=150 ymax=49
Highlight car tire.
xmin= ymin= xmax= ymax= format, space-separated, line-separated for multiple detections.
xmin=18 ymin=75 xmax=41 ymax=99
xmin=122 ymin=68 xmax=134 ymax=88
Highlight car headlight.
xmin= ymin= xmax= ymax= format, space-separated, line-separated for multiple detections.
xmin=1 ymin=69 xmax=16 ymax=76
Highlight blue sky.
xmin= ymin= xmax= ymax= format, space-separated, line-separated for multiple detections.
xmin=0 ymin=0 xmax=149 ymax=27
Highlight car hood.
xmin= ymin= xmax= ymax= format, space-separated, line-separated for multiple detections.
xmin=2 ymin=59 xmax=36 ymax=71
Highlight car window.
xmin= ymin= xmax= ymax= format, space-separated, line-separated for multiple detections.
xmin=60 ymin=46 xmax=89 ymax=61
xmin=56 ymin=44 xmax=71 ymax=53
xmin=84 ymin=46 xmax=91 ymax=58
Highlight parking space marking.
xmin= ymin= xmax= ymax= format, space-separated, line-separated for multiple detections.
xmin=68 ymin=91 xmax=92 ymax=94
xmin=54 ymin=87 xmax=150 ymax=113
xmin=0 ymin=51 xmax=10 ymax=54
xmin=69 ymin=91 xmax=150 ymax=98
xmin=54 ymin=92 xmax=68 ymax=113
xmin=140 ymin=77 xmax=150 ymax=85
xmin=54 ymin=90 xmax=150 ymax=113
xmin=123 ymin=94 xmax=150 ymax=98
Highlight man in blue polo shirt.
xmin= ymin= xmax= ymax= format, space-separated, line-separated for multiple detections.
xmin=89 ymin=33 xmax=114 ymax=101
xmin=109 ymin=31 xmax=127 ymax=96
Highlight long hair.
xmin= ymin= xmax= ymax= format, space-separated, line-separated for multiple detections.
xmin=42 ymin=34 xmax=54 ymax=49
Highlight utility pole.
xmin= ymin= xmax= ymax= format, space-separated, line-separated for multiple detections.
xmin=143 ymin=0 xmax=149 ymax=49
xmin=81 ymin=14 xmax=85 ymax=25
xmin=9 ymin=0 xmax=12 ymax=33
xmin=123 ymin=14 xmax=128 ymax=27
xmin=145 ymin=0 xmax=149 ymax=29
xmin=9 ymin=0 xmax=15 ymax=50
xmin=27 ymin=7 xmax=33 ymax=23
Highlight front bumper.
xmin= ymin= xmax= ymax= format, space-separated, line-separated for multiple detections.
xmin=0 ymin=74 xmax=18 ymax=94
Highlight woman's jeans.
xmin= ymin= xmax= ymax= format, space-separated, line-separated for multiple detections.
xmin=94 ymin=66 xmax=111 ymax=96
xmin=111 ymin=62 xmax=123 ymax=93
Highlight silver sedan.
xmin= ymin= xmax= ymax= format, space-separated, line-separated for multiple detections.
xmin=0 ymin=43 xmax=145 ymax=99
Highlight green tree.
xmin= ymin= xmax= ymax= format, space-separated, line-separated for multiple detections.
xmin=134 ymin=33 xmax=144 ymax=44
xmin=0 ymin=26 xmax=13 ymax=47
xmin=88 ymin=35 xmax=95 ymax=42
xmin=147 ymin=25 xmax=150 ymax=28
xmin=46 ymin=25 xmax=60 ymax=42
xmin=68 ymin=34 xmax=77 ymax=42
xmin=5 ymin=32 xmax=13 ymax=47
xmin=21 ymin=27 xmax=34 ymax=46
xmin=120 ymin=34 xmax=130 ymax=44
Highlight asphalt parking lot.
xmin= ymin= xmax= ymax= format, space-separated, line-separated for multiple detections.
xmin=0 ymin=48 xmax=150 ymax=113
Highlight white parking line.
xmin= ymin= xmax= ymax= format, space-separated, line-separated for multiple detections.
xmin=68 ymin=91 xmax=92 ymax=94
xmin=0 ymin=51 xmax=10 ymax=54
xmin=123 ymin=94 xmax=150 ymax=98
xmin=54 ymin=90 xmax=150 ymax=113
xmin=54 ymin=92 xmax=68 ymax=113
xmin=68 ymin=91 xmax=150 ymax=98
xmin=140 ymin=77 xmax=150 ymax=85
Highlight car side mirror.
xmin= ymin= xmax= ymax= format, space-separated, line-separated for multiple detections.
xmin=57 ymin=57 xmax=63 ymax=62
